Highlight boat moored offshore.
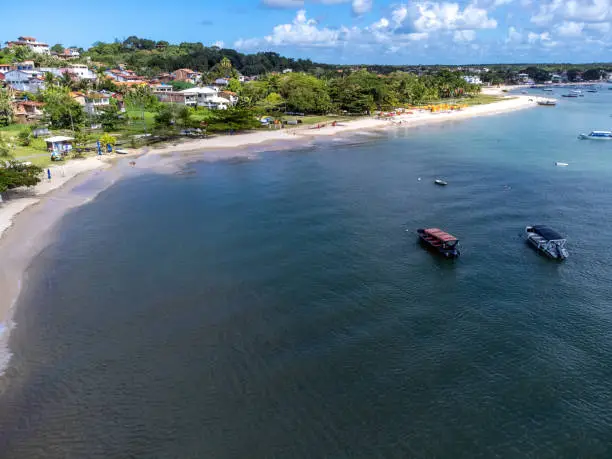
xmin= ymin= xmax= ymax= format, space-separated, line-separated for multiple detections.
xmin=417 ymin=228 xmax=460 ymax=258
xmin=537 ymin=98 xmax=557 ymax=106
xmin=525 ymin=225 xmax=568 ymax=260
xmin=578 ymin=130 xmax=612 ymax=140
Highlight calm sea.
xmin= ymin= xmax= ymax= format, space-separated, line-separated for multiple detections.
xmin=2 ymin=89 xmax=612 ymax=458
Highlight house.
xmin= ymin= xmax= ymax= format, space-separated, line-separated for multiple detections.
xmin=155 ymin=86 xmax=229 ymax=109
xmin=16 ymin=61 xmax=35 ymax=71
xmin=54 ymin=48 xmax=81 ymax=60
xmin=463 ymin=75 xmax=482 ymax=85
xmin=45 ymin=136 xmax=74 ymax=153
xmin=151 ymin=83 xmax=173 ymax=93
xmin=66 ymin=64 xmax=96 ymax=80
xmin=71 ymin=91 xmax=111 ymax=115
xmin=105 ymin=69 xmax=146 ymax=83
xmin=282 ymin=68 xmax=293 ymax=74
xmin=551 ymin=74 xmax=564 ymax=84
xmin=156 ymin=73 xmax=173 ymax=84
xmin=5 ymin=36 xmax=50 ymax=54
xmin=516 ymin=73 xmax=530 ymax=83
xmin=3 ymin=69 xmax=46 ymax=92
xmin=219 ymin=90 xmax=238 ymax=105
xmin=172 ymin=68 xmax=201 ymax=84
xmin=12 ymin=100 xmax=44 ymax=123
xmin=0 ymin=64 xmax=11 ymax=73
xmin=214 ymin=78 xmax=229 ymax=87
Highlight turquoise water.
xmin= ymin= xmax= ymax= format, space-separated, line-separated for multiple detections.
xmin=2 ymin=91 xmax=612 ymax=457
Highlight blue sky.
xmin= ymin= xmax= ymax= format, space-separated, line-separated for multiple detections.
xmin=3 ymin=0 xmax=612 ymax=64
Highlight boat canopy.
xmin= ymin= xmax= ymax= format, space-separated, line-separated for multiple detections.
xmin=533 ymin=225 xmax=564 ymax=241
xmin=590 ymin=131 xmax=612 ymax=136
xmin=424 ymin=228 xmax=458 ymax=242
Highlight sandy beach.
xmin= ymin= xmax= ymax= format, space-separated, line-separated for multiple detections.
xmin=142 ymin=94 xmax=535 ymax=156
xmin=0 ymin=94 xmax=536 ymax=373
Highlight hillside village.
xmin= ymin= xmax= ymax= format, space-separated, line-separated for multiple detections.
xmin=2 ymin=34 xmax=612 ymax=176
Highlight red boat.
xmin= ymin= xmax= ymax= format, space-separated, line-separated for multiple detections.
xmin=417 ymin=228 xmax=460 ymax=258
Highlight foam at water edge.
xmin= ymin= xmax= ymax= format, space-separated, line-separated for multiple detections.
xmin=0 ymin=319 xmax=14 ymax=376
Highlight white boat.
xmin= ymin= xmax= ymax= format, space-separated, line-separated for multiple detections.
xmin=555 ymin=162 xmax=569 ymax=167
xmin=434 ymin=179 xmax=448 ymax=186
xmin=542 ymin=88 xmax=554 ymax=92
xmin=537 ymin=99 xmax=557 ymax=106
xmin=570 ymin=89 xmax=584 ymax=97
xmin=578 ymin=130 xmax=612 ymax=140
xmin=525 ymin=226 xmax=569 ymax=260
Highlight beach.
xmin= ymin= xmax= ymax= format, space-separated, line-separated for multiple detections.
xmin=0 ymin=94 xmax=536 ymax=375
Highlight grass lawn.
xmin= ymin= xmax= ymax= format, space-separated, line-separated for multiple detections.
xmin=455 ymin=94 xmax=505 ymax=106
xmin=123 ymin=110 xmax=156 ymax=134
xmin=281 ymin=114 xmax=355 ymax=126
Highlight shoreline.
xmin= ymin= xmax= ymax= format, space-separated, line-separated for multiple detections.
xmin=0 ymin=94 xmax=536 ymax=375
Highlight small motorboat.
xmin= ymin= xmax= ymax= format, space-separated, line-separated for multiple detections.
xmin=586 ymin=89 xmax=598 ymax=93
xmin=562 ymin=94 xmax=578 ymax=98
xmin=115 ymin=149 xmax=129 ymax=155
xmin=578 ymin=130 xmax=612 ymax=140
xmin=555 ymin=162 xmax=569 ymax=167
xmin=417 ymin=228 xmax=460 ymax=258
xmin=525 ymin=225 xmax=568 ymax=260
xmin=434 ymin=179 xmax=448 ymax=186
xmin=537 ymin=99 xmax=557 ymax=106
xmin=542 ymin=88 xmax=554 ymax=92
xmin=570 ymin=90 xmax=584 ymax=97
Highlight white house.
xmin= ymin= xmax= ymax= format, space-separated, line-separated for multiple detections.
xmin=83 ymin=93 xmax=111 ymax=115
xmin=3 ymin=69 xmax=46 ymax=92
xmin=66 ymin=64 xmax=96 ymax=80
xmin=151 ymin=83 xmax=173 ymax=93
xmin=463 ymin=75 xmax=482 ymax=85
xmin=179 ymin=87 xmax=220 ymax=108
xmin=6 ymin=36 xmax=50 ymax=54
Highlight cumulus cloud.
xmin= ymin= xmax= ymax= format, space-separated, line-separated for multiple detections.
xmin=235 ymin=9 xmax=340 ymax=48
xmin=387 ymin=2 xmax=497 ymax=33
xmin=531 ymin=0 xmax=612 ymax=26
xmin=453 ymin=29 xmax=476 ymax=41
xmin=555 ymin=21 xmax=585 ymax=37
xmin=352 ymin=0 xmax=373 ymax=15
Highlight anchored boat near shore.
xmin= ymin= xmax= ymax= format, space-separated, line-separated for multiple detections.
xmin=417 ymin=228 xmax=460 ymax=258
xmin=525 ymin=225 xmax=569 ymax=260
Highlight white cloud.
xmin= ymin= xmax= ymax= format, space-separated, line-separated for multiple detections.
xmin=352 ymin=0 xmax=373 ymax=15
xmin=531 ymin=0 xmax=612 ymax=26
xmin=454 ymin=29 xmax=476 ymax=41
xmin=555 ymin=21 xmax=584 ymax=37
xmin=399 ymin=2 xmax=497 ymax=32
xmin=262 ymin=0 xmax=304 ymax=7
xmin=236 ymin=9 xmax=340 ymax=48
xmin=505 ymin=25 xmax=523 ymax=43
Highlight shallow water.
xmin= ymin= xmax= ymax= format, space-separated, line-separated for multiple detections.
xmin=2 ymin=90 xmax=612 ymax=458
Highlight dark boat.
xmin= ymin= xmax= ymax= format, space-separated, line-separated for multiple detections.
xmin=525 ymin=225 xmax=568 ymax=260
xmin=417 ymin=228 xmax=460 ymax=258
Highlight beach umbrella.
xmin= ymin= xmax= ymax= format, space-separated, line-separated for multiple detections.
xmin=107 ymin=143 xmax=113 ymax=153
xmin=97 ymin=141 xmax=102 ymax=155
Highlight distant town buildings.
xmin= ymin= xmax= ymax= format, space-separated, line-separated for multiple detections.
xmin=5 ymin=36 xmax=50 ymax=54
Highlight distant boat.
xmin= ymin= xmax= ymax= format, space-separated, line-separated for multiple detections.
xmin=555 ymin=162 xmax=569 ymax=167
xmin=542 ymin=88 xmax=554 ymax=92
xmin=578 ymin=130 xmax=612 ymax=140
xmin=434 ymin=179 xmax=448 ymax=186
xmin=586 ymin=89 xmax=598 ymax=93
xmin=537 ymin=99 xmax=557 ymax=106
xmin=562 ymin=94 xmax=578 ymax=98
xmin=115 ymin=149 xmax=129 ymax=154
xmin=417 ymin=228 xmax=460 ymax=258
xmin=525 ymin=225 xmax=568 ymax=260
xmin=570 ymin=90 xmax=584 ymax=97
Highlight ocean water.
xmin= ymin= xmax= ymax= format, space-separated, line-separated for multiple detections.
xmin=2 ymin=89 xmax=612 ymax=458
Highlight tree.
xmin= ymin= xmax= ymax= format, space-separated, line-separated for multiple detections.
xmin=278 ymin=73 xmax=331 ymax=114
xmin=524 ymin=67 xmax=551 ymax=83
xmin=0 ymin=134 xmax=15 ymax=158
xmin=0 ymin=161 xmax=43 ymax=192
xmin=567 ymin=69 xmax=581 ymax=82
xmin=18 ymin=129 xmax=32 ymax=146
xmin=41 ymin=86 xmax=86 ymax=129
xmin=227 ymin=78 xmax=241 ymax=93
xmin=171 ymin=81 xmax=195 ymax=91
xmin=10 ymin=45 xmax=34 ymax=62
xmin=97 ymin=103 xmax=123 ymax=131
xmin=51 ymin=44 xmax=65 ymax=54
xmin=0 ymin=88 xmax=14 ymax=126
xmin=205 ymin=108 xmax=260 ymax=132
xmin=99 ymin=133 xmax=117 ymax=151
xmin=582 ymin=68 xmax=604 ymax=81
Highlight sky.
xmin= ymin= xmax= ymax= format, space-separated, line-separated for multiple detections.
xmin=3 ymin=0 xmax=612 ymax=64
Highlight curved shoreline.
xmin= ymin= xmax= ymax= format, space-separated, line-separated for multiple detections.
xmin=0 ymin=94 xmax=536 ymax=375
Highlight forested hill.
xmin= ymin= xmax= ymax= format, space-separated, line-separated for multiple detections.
xmin=85 ymin=36 xmax=326 ymax=77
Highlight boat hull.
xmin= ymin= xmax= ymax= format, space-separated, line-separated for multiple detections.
xmin=417 ymin=229 xmax=460 ymax=258
xmin=525 ymin=227 xmax=568 ymax=260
